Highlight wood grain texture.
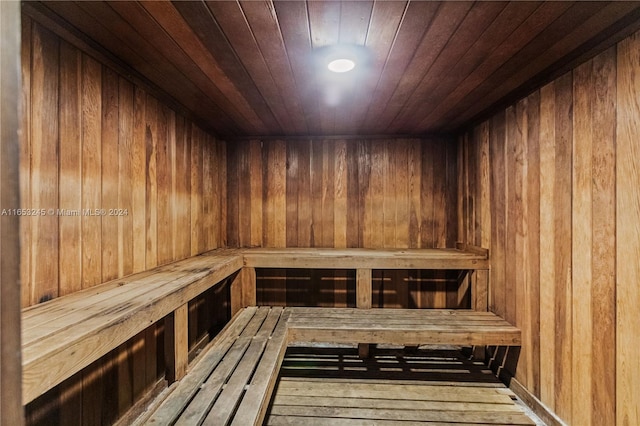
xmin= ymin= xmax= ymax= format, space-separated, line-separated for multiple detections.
xmin=228 ymin=138 xmax=457 ymax=249
xmin=21 ymin=24 xmax=228 ymax=423
xmin=616 ymin=30 xmax=640 ymax=426
xmin=1 ymin=2 xmax=24 ymax=423
xmin=459 ymin=32 xmax=639 ymax=425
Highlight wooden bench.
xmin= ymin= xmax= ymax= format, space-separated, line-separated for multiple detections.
xmin=140 ymin=306 xmax=289 ymax=426
xmin=22 ymin=244 xmax=511 ymax=423
xmin=241 ymin=244 xmax=490 ymax=312
xmin=286 ymin=307 xmax=522 ymax=347
xmin=21 ymin=248 xmax=244 ymax=405
xmin=242 ymin=245 xmax=491 ymax=357
xmin=137 ymin=306 xmax=520 ymax=425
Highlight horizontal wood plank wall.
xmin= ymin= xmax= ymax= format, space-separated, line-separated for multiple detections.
xmin=458 ymin=30 xmax=640 ymax=425
xmin=229 ymin=138 xmax=459 ymax=308
xmin=20 ymin=16 xmax=227 ymax=424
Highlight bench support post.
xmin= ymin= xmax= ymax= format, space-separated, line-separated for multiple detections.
xmin=231 ymin=267 xmax=257 ymax=315
xmin=472 ymin=270 xmax=489 ymax=360
xmin=356 ymin=269 xmax=372 ymax=358
xmin=165 ymin=304 xmax=189 ymax=383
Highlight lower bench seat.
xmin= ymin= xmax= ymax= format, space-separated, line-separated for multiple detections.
xmin=21 ymin=249 xmax=244 ymax=405
xmin=286 ymin=307 xmax=522 ymax=347
xmin=137 ymin=307 xmax=520 ymax=425
xmin=140 ymin=307 xmax=289 ymax=426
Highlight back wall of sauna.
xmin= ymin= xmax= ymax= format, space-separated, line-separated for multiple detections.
xmin=19 ymin=13 xmax=459 ymax=424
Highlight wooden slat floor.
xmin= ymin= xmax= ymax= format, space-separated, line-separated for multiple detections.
xmin=265 ymin=346 xmax=542 ymax=426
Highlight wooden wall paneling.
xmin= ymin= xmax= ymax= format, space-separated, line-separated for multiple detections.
xmin=1 ymin=1 xmax=24 ymax=422
xmin=175 ymin=115 xmax=191 ymax=260
xmin=101 ymin=67 xmax=120 ymax=282
xmin=433 ymin=139 xmax=448 ymax=308
xmin=357 ymin=141 xmax=371 ymax=248
xmin=285 ymin=140 xmax=299 ymax=247
xmin=81 ymin=55 xmax=102 ymax=289
xmin=590 ymin=47 xmax=616 ymax=426
xmin=30 ymin=22 xmax=59 ymax=304
xmin=116 ymin=341 xmax=132 ymax=416
xmin=322 ymin=141 xmax=336 ymax=298
xmin=58 ymin=373 xmax=82 ymax=425
xmin=82 ymin=358 xmax=104 ymax=424
xmin=118 ymin=78 xmax=134 ymax=278
xmin=191 ymin=123 xmax=204 ymax=254
xmin=238 ymin=140 xmax=251 ymax=247
xmin=538 ymin=82 xmax=556 ymax=409
xmin=117 ymin=77 xmax=135 ymax=417
xmin=130 ymin=330 xmax=147 ymax=410
xmin=226 ymin=141 xmax=240 ymax=247
xmin=144 ymin=95 xmax=158 ymax=269
xmin=382 ymin=140 xmax=395 ymax=248
xmin=408 ymin=140 xmax=420 ymax=249
xmin=248 ymin=140 xmax=261 ymax=248
xmin=514 ymin=97 xmax=531 ymax=388
xmin=552 ymin=71 xmax=573 ymax=423
xmin=503 ymin=105 xmax=517 ymax=328
xmin=572 ymin=59 xmax=594 ymax=426
xmin=446 ymin=141 xmax=458 ymax=247
xmin=489 ymin=111 xmax=506 ymax=317
xmin=156 ymin=104 xmax=172 ymax=264
xmin=395 ymin=140 xmax=410 ymax=248
xmin=321 ymin=140 xmax=336 ymax=248
xmin=346 ymin=140 xmax=361 ymax=248
xmin=264 ymin=140 xmax=287 ymax=247
xmin=202 ymin=134 xmax=215 ymax=250
xmin=616 ymin=30 xmax=640 ymax=426
xmin=526 ymin=90 xmax=541 ymax=396
xmin=218 ymin=138 xmax=228 ymax=247
xmin=297 ymin=140 xmax=312 ymax=247
xmin=58 ymin=40 xmax=82 ymax=296
xmin=20 ymin=15 xmax=32 ymax=308
xmin=334 ymin=140 xmax=348 ymax=248
xmin=422 ymin=139 xmax=436 ymax=248
xmin=132 ymin=87 xmax=147 ymax=274
xmin=311 ymin=139 xmax=324 ymax=246
xmin=456 ymin=135 xmax=466 ymax=248
xmin=368 ymin=140 xmax=383 ymax=248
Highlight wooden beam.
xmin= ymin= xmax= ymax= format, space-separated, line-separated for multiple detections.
xmin=231 ymin=267 xmax=257 ymax=314
xmin=242 ymin=267 xmax=257 ymax=307
xmin=0 ymin=1 xmax=24 ymax=423
xmin=165 ymin=304 xmax=189 ymax=383
xmin=243 ymin=248 xmax=489 ymax=270
xmin=356 ymin=269 xmax=372 ymax=309
xmin=356 ymin=269 xmax=372 ymax=358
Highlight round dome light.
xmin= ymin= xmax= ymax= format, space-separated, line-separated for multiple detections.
xmin=327 ymin=58 xmax=355 ymax=73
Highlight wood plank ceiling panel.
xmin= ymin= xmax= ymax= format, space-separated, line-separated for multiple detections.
xmin=30 ymin=0 xmax=640 ymax=139
xmin=42 ymin=0 xmax=241 ymax=136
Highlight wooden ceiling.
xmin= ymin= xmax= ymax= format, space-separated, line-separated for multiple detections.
xmin=28 ymin=1 xmax=640 ymax=139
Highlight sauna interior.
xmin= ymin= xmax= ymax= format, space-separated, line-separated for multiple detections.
xmin=1 ymin=1 xmax=640 ymax=425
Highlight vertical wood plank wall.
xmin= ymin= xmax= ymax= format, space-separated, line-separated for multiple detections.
xmin=227 ymin=138 xmax=460 ymax=308
xmin=20 ymin=17 xmax=228 ymax=424
xmin=227 ymin=138 xmax=457 ymax=248
xmin=458 ymin=31 xmax=640 ymax=426
xmin=20 ymin=16 xmax=227 ymax=306
xmin=1 ymin=1 xmax=24 ymax=424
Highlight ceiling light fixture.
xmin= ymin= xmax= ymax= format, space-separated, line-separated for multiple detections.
xmin=327 ymin=58 xmax=355 ymax=73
